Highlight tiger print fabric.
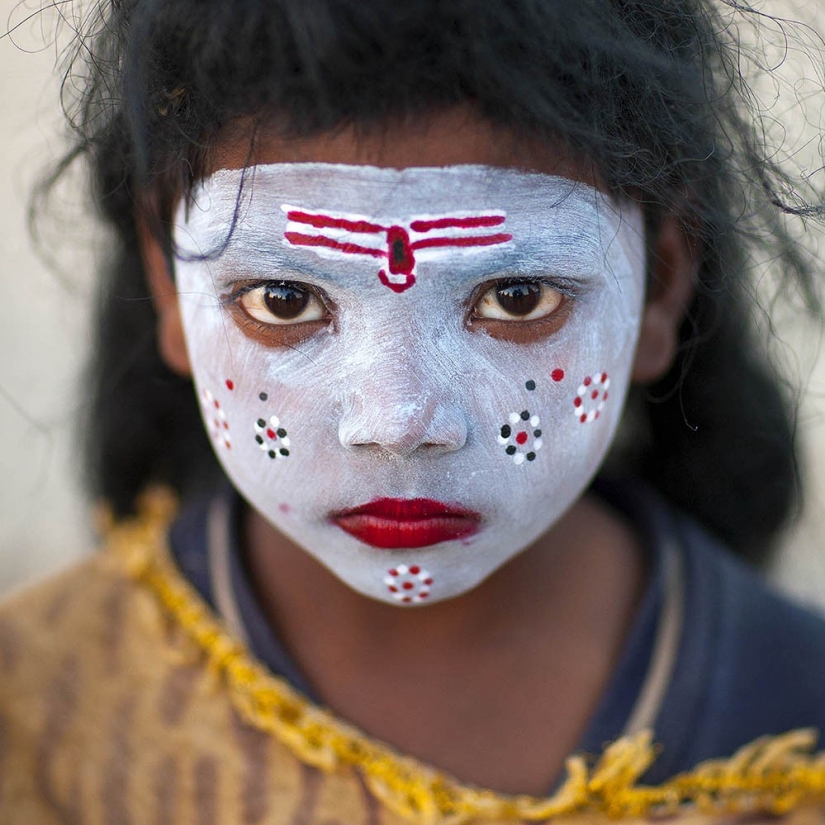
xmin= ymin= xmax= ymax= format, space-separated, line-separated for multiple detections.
xmin=0 ymin=550 xmax=397 ymax=824
xmin=1 ymin=531 xmax=824 ymax=824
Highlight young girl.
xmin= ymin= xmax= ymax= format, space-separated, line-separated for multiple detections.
xmin=3 ymin=0 xmax=825 ymax=822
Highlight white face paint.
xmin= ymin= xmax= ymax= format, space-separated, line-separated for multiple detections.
xmin=174 ymin=163 xmax=646 ymax=606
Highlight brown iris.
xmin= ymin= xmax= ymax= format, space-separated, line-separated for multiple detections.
xmin=468 ymin=279 xmax=569 ymax=344
xmin=263 ymin=284 xmax=311 ymax=319
xmin=494 ymin=283 xmax=541 ymax=316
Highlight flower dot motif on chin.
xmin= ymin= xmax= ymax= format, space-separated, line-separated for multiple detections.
xmin=384 ymin=564 xmax=433 ymax=604
xmin=498 ymin=410 xmax=542 ymax=465
xmin=199 ymin=388 xmax=231 ymax=450
xmin=254 ymin=415 xmax=291 ymax=459
xmin=573 ymin=372 xmax=610 ymax=424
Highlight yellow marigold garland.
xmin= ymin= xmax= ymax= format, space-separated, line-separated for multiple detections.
xmin=100 ymin=488 xmax=825 ymax=824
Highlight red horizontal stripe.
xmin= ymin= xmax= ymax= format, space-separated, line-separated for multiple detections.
xmin=284 ymin=232 xmax=387 ymax=258
xmin=411 ymin=232 xmax=513 ymax=250
xmin=286 ymin=210 xmax=386 ymax=234
xmin=409 ymin=215 xmax=505 ymax=232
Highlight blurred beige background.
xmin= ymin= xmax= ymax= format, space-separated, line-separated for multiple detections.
xmin=1 ymin=0 xmax=825 ymax=607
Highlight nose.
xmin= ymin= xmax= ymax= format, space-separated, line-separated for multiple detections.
xmin=338 ymin=365 xmax=468 ymax=457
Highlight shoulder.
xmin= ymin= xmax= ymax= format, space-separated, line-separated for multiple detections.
xmin=0 ymin=498 xmax=412 ymax=825
xmin=595 ymin=480 xmax=825 ymax=777
xmin=0 ymin=551 xmax=133 ymax=676
xmin=0 ymin=552 xmax=156 ymax=822
xmin=0 ymin=547 xmax=173 ymax=731
xmin=681 ymin=512 xmax=825 ymax=710
xmin=651 ymin=497 xmax=825 ymax=775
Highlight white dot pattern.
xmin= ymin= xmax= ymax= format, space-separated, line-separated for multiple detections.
xmin=497 ymin=411 xmax=542 ymax=465
xmin=383 ymin=564 xmax=433 ymax=604
xmin=200 ymin=388 xmax=231 ymax=450
xmin=573 ymin=373 xmax=610 ymax=424
xmin=254 ymin=415 xmax=291 ymax=459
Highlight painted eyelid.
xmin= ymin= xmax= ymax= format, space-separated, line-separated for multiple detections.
xmin=223 ymin=281 xmax=330 ymax=325
xmin=470 ymin=278 xmax=577 ymax=321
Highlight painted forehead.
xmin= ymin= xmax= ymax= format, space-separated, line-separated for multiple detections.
xmin=177 ymin=163 xmax=645 ymax=283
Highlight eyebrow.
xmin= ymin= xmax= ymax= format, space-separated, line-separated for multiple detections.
xmin=207 ymin=239 xmax=321 ymax=283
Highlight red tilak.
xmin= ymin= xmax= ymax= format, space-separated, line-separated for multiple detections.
xmin=285 ymin=209 xmax=512 ymax=293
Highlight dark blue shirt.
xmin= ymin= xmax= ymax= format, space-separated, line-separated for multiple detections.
xmin=169 ymin=481 xmax=825 ymax=781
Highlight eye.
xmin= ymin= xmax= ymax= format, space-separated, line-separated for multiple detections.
xmin=473 ymin=281 xmax=564 ymax=322
xmin=237 ymin=282 xmax=326 ymax=326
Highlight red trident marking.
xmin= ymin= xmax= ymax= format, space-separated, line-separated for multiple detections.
xmin=283 ymin=208 xmax=513 ymax=293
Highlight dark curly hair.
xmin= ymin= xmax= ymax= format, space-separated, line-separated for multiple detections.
xmin=44 ymin=0 xmax=824 ymax=561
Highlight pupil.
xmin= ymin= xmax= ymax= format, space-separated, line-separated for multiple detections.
xmin=495 ymin=283 xmax=540 ymax=316
xmin=263 ymin=284 xmax=310 ymax=319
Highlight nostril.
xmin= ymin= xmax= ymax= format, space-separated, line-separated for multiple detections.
xmin=338 ymin=395 xmax=467 ymax=455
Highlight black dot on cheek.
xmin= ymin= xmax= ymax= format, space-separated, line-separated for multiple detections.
xmin=520 ymin=410 xmax=530 ymax=421
xmin=526 ymin=452 xmax=536 ymax=461
xmin=259 ymin=392 xmax=268 ymax=401
xmin=255 ymin=435 xmax=264 ymax=445
xmin=277 ymin=428 xmax=287 ymax=438
xmin=280 ymin=448 xmax=290 ymax=457
xmin=525 ymin=380 xmax=536 ymax=391
xmin=257 ymin=418 xmax=266 ymax=427
xmin=534 ymin=429 xmax=542 ymax=437
xmin=500 ymin=424 xmax=511 ymax=438
xmin=506 ymin=446 xmax=517 ymax=455
xmin=268 ymin=450 xmax=276 ymax=459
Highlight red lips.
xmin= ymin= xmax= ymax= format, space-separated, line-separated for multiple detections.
xmin=331 ymin=498 xmax=481 ymax=549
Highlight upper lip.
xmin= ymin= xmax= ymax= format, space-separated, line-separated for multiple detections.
xmin=332 ymin=498 xmax=480 ymax=521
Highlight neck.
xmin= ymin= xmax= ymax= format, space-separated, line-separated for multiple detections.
xmin=243 ymin=490 xmax=645 ymax=690
xmin=243 ymin=491 xmax=646 ymax=793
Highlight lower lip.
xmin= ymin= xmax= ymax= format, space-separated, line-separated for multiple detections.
xmin=332 ymin=500 xmax=480 ymax=549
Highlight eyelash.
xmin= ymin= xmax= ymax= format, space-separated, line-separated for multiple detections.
xmin=221 ymin=280 xmax=333 ymax=346
xmin=466 ymin=277 xmax=577 ymax=342
xmin=226 ymin=281 xmax=329 ymax=321
xmin=471 ymin=277 xmax=577 ymax=316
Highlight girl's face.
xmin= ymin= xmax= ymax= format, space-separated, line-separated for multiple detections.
xmin=171 ymin=141 xmax=649 ymax=606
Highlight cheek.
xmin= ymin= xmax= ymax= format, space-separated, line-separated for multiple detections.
xmin=197 ymin=385 xmax=234 ymax=451
xmin=573 ymin=372 xmax=611 ymax=425
xmin=478 ymin=346 xmax=628 ymax=497
xmin=252 ymin=389 xmax=293 ymax=460
xmin=188 ymin=343 xmax=331 ymax=490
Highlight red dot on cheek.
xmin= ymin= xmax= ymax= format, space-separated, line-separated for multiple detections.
xmin=226 ymin=379 xmax=234 ymax=390
xmin=591 ymin=390 xmax=599 ymax=400
xmin=266 ymin=429 xmax=276 ymax=439
xmin=516 ymin=432 xmax=528 ymax=445
xmin=423 ymin=578 xmax=433 ymax=585
xmin=551 ymin=368 xmax=565 ymax=382
xmin=409 ymin=565 xmax=420 ymax=575
xmin=402 ymin=582 xmax=414 ymax=590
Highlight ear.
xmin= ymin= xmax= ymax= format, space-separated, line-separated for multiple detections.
xmin=632 ymin=212 xmax=698 ymax=383
xmin=136 ymin=215 xmax=192 ymax=377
